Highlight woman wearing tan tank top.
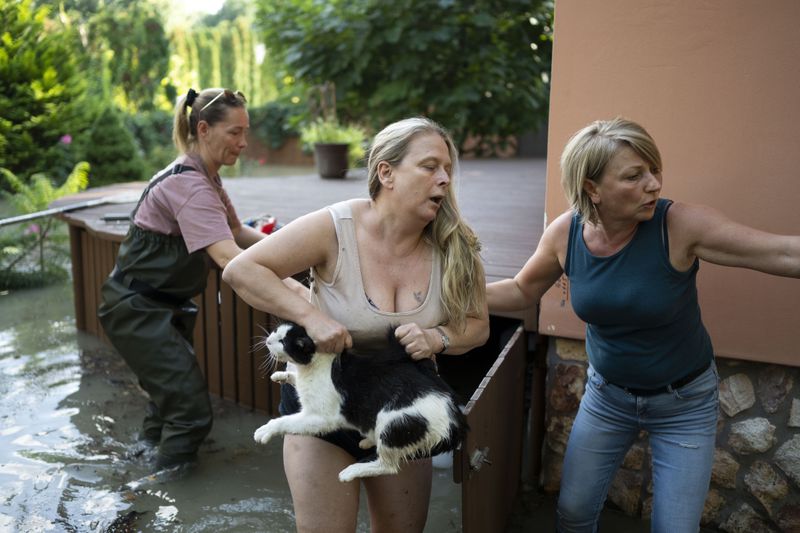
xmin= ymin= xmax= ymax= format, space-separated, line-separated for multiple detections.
xmin=224 ymin=117 xmax=489 ymax=533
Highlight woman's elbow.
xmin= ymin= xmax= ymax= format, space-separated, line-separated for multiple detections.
xmin=221 ymin=255 xmax=244 ymax=288
xmin=467 ymin=317 xmax=491 ymax=350
xmin=477 ymin=324 xmax=490 ymax=346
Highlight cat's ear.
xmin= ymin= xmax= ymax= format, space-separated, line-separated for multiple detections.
xmin=297 ymin=335 xmax=316 ymax=354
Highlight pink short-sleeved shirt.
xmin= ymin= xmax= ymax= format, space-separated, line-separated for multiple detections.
xmin=133 ymin=154 xmax=241 ymax=253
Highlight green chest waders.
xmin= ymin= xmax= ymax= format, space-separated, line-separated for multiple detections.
xmin=98 ymin=164 xmax=215 ymax=468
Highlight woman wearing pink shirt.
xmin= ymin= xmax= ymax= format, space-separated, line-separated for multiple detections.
xmin=98 ymin=88 xmax=281 ymax=471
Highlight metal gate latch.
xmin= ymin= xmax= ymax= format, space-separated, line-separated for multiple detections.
xmin=469 ymin=447 xmax=492 ymax=471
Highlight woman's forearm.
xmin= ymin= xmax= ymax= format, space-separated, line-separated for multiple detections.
xmin=433 ymin=314 xmax=490 ymax=356
xmin=487 ymin=278 xmax=535 ymax=313
xmin=222 ymin=256 xmax=316 ymax=324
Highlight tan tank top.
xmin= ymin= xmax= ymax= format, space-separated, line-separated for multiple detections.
xmin=310 ymin=200 xmax=446 ymax=352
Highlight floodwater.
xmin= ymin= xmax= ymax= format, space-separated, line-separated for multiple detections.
xmin=0 ymin=281 xmax=462 ymax=532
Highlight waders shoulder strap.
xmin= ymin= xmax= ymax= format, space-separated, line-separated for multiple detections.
xmin=130 ymin=164 xmax=196 ymax=219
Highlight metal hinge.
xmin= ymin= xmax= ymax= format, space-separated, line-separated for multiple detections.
xmin=469 ymin=447 xmax=492 ymax=471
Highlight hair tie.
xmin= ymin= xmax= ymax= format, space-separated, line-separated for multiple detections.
xmin=186 ymin=88 xmax=199 ymax=107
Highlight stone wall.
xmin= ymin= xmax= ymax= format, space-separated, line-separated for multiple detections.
xmin=541 ymin=337 xmax=800 ymax=532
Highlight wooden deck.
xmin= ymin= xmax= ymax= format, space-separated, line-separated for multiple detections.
xmin=57 ymin=158 xmax=545 ymax=323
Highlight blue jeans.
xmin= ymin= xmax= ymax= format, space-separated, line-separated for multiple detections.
xmin=556 ymin=363 xmax=719 ymax=533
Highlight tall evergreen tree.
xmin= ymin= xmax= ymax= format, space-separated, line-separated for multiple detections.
xmin=0 ymin=0 xmax=89 ymax=182
xmin=83 ymin=106 xmax=145 ymax=186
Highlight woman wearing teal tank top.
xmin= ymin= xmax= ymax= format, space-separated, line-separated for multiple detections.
xmin=487 ymin=118 xmax=800 ymax=533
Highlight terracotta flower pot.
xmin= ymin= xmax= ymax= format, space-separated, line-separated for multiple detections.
xmin=313 ymin=143 xmax=349 ymax=179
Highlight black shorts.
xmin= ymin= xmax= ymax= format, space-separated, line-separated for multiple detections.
xmin=278 ymin=383 xmax=376 ymax=461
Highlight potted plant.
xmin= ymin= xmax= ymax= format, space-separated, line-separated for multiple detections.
xmin=300 ymin=117 xmax=367 ymax=179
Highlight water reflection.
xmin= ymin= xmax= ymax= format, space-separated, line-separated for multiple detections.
xmin=0 ymin=283 xmax=462 ymax=532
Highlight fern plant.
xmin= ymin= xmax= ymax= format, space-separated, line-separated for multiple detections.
xmin=2 ymin=162 xmax=90 ymax=213
xmin=0 ymin=162 xmax=89 ymax=289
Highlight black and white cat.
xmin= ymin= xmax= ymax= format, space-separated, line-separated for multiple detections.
xmin=254 ymin=322 xmax=468 ymax=482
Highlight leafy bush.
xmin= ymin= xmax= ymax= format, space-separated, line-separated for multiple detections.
xmin=124 ymin=109 xmax=176 ymax=177
xmin=0 ymin=0 xmax=91 ymax=183
xmin=249 ymin=101 xmax=300 ymax=149
xmin=256 ymin=0 xmax=554 ymax=155
xmin=0 ymin=162 xmax=89 ymax=289
xmin=83 ymin=106 xmax=146 ymax=185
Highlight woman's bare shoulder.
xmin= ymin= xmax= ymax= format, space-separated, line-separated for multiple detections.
xmin=542 ymin=210 xmax=575 ymax=246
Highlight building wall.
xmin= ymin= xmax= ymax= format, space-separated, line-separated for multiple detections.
xmin=540 ymin=0 xmax=800 ymax=365
xmin=538 ymin=2 xmax=800 ymax=530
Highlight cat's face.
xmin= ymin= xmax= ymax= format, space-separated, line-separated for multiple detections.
xmin=266 ymin=323 xmax=317 ymax=365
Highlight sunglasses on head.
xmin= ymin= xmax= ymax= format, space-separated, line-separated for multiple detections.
xmin=200 ymin=89 xmax=247 ymax=111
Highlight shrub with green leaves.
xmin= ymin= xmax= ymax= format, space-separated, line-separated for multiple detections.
xmin=0 ymin=162 xmax=89 ymax=289
xmin=0 ymin=0 xmax=90 ymax=183
xmin=249 ymin=101 xmax=300 ymax=150
xmin=257 ymin=0 xmax=554 ymax=155
xmin=83 ymin=106 xmax=146 ymax=186
xmin=124 ymin=109 xmax=176 ymax=177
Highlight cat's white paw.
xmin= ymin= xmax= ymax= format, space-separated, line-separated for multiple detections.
xmin=254 ymin=421 xmax=278 ymax=444
xmin=358 ymin=437 xmax=375 ymax=449
xmin=270 ymin=371 xmax=295 ymax=385
xmin=338 ymin=464 xmax=364 ymax=482
xmin=338 ymin=461 xmax=396 ymax=482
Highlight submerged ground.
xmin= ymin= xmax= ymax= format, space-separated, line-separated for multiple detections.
xmin=0 ymin=281 xmax=462 ymax=532
xmin=0 ymin=279 xmax=652 ymax=533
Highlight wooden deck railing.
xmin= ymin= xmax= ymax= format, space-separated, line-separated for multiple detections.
xmin=69 ymin=223 xmax=283 ymax=415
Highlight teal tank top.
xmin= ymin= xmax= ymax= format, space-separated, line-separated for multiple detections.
xmin=564 ymin=198 xmax=713 ymax=389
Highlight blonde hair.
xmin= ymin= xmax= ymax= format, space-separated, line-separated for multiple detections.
xmin=560 ymin=117 xmax=662 ymax=225
xmin=367 ymin=117 xmax=485 ymax=332
xmin=172 ymin=88 xmax=247 ymax=153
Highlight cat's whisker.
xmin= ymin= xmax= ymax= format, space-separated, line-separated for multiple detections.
xmin=259 ymin=351 xmax=280 ymax=376
xmin=252 ymin=328 xmax=282 ymax=376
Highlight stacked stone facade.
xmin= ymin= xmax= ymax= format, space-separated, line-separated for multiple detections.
xmin=541 ymin=337 xmax=800 ymax=532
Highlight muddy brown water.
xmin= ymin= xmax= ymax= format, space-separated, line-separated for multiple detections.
xmin=0 ymin=282 xmax=462 ymax=532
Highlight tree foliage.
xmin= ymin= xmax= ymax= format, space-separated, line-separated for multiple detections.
xmin=168 ymin=16 xmax=275 ymax=107
xmin=84 ymin=0 xmax=171 ymax=111
xmin=0 ymin=0 xmax=89 ymax=180
xmin=256 ymin=0 xmax=553 ymax=154
xmin=83 ymin=106 xmax=146 ymax=185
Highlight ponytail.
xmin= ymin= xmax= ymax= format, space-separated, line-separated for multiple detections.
xmin=172 ymin=89 xmax=197 ymax=153
xmin=171 ymin=88 xmax=246 ymax=154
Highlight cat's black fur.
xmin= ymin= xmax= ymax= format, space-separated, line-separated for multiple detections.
xmin=254 ymin=322 xmax=469 ymax=482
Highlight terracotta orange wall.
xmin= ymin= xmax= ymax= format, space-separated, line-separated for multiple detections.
xmin=539 ymin=0 xmax=800 ymax=365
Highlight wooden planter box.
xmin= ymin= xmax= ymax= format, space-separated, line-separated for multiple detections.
xmin=444 ymin=316 xmax=530 ymax=533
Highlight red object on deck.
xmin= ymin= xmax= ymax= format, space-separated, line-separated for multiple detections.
xmin=258 ymin=216 xmax=277 ymax=234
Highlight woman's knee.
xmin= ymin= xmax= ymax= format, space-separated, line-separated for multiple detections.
xmin=556 ymin=490 xmax=601 ymax=533
xmin=364 ymin=459 xmax=431 ymax=533
xmin=284 ymin=436 xmax=361 ymax=532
